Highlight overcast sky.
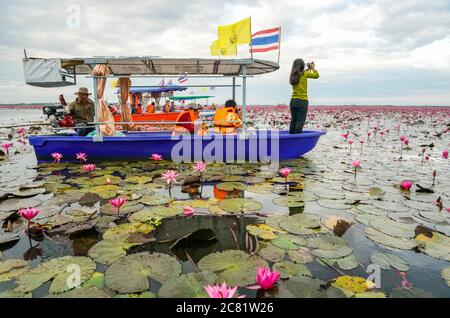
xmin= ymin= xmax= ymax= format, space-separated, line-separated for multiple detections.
xmin=0 ymin=0 xmax=449 ymax=105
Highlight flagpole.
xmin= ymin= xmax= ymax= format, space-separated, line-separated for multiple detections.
xmin=249 ymin=16 xmax=253 ymax=60
xmin=277 ymin=26 xmax=282 ymax=65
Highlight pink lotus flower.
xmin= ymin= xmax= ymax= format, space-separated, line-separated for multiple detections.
xmin=18 ymin=207 xmax=40 ymax=234
xmin=151 ymin=153 xmax=163 ymax=161
xmin=279 ymin=167 xmax=292 ymax=178
xmin=162 ymin=170 xmax=179 ymax=184
xmin=352 ymin=160 xmax=361 ymax=180
xmin=342 ymin=132 xmax=349 ymax=139
xmin=109 ymin=198 xmax=127 ymax=215
xmin=403 ymin=138 xmax=410 ymax=145
xmin=183 ymin=206 xmax=195 ymax=217
xmin=400 ymin=181 xmax=413 ymax=191
xmin=348 ymin=140 xmax=353 ymax=145
xmin=351 ymin=160 xmax=361 ymax=168
xmin=19 ymin=207 xmax=40 ymax=221
xmin=399 ymin=135 xmax=406 ymax=141
xmin=82 ymin=164 xmax=96 ymax=172
xmin=76 ymin=152 xmax=88 ymax=162
xmin=399 ymin=272 xmax=413 ymax=289
xmin=256 ymin=267 xmax=280 ymax=290
xmin=1 ymin=142 xmax=12 ymax=155
xmin=204 ymin=282 xmax=243 ymax=298
xmin=162 ymin=170 xmax=179 ymax=197
xmin=51 ymin=152 xmax=63 ymax=163
xmin=193 ymin=162 xmax=207 ymax=173
xmin=442 ymin=150 xmax=449 ymax=159
xmin=359 ymin=139 xmax=364 ymax=144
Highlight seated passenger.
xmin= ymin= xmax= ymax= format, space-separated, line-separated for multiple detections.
xmin=172 ymin=103 xmax=200 ymax=135
xmin=136 ymin=103 xmax=142 ymax=115
xmin=165 ymin=100 xmax=171 ymax=114
xmin=146 ymin=102 xmax=155 ymax=114
xmin=213 ymin=99 xmax=242 ymax=134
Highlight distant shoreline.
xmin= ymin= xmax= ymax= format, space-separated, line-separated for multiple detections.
xmin=1 ymin=104 xmax=450 ymax=109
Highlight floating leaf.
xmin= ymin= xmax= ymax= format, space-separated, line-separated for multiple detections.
xmin=257 ymin=244 xmax=286 ymax=262
xmin=332 ymin=276 xmax=370 ymax=294
xmin=0 ymin=259 xmax=28 ymax=282
xmin=336 ymin=254 xmax=359 ymax=270
xmin=0 ymin=233 xmax=20 ymax=245
xmin=370 ymin=252 xmax=409 ymax=271
xmin=218 ymin=198 xmax=262 ymax=214
xmin=272 ymin=261 xmax=311 ymax=279
xmin=105 ymin=252 xmax=181 ymax=293
xmin=269 ymin=276 xmax=327 ymax=298
xmin=272 ymin=196 xmax=304 ymax=208
xmin=307 ymin=235 xmax=352 ymax=259
xmin=48 ymin=286 xmax=111 ymax=298
xmin=287 ymin=248 xmax=314 ymax=264
xmin=140 ymin=194 xmax=174 ymax=206
xmin=129 ymin=206 xmax=182 ymax=222
xmin=246 ymin=224 xmax=282 ymax=240
xmin=365 ymin=227 xmax=417 ymax=250
xmin=15 ymin=256 xmax=95 ymax=294
xmin=278 ymin=214 xmax=321 ymax=235
xmin=198 ymin=250 xmax=267 ymax=286
xmin=100 ymin=202 xmax=144 ymax=216
xmin=158 ymin=272 xmax=218 ymax=298
xmin=82 ymin=272 xmax=105 ymax=289
xmin=369 ymin=217 xmax=416 ymax=238
xmin=272 ymin=234 xmax=307 ymax=250
xmin=390 ymin=287 xmax=434 ymax=298
xmin=415 ymin=231 xmax=450 ymax=261
xmin=368 ymin=187 xmax=385 ymax=199
xmin=88 ymin=239 xmax=141 ymax=265
xmin=216 ymin=182 xmax=247 ymax=191
xmin=103 ymin=222 xmax=154 ymax=241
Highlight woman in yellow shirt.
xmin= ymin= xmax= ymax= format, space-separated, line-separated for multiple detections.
xmin=289 ymin=59 xmax=319 ymax=134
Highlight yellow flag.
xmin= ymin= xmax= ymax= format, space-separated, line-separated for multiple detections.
xmin=210 ymin=39 xmax=237 ymax=56
xmin=218 ymin=17 xmax=251 ymax=49
xmin=110 ymin=79 xmax=118 ymax=89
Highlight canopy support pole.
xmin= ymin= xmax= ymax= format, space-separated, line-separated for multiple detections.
xmin=241 ymin=65 xmax=247 ymax=134
xmin=92 ymin=76 xmax=103 ymax=142
xmin=232 ymin=77 xmax=236 ymax=100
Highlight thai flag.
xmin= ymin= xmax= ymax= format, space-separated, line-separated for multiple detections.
xmin=158 ymin=78 xmax=165 ymax=86
xmin=250 ymin=27 xmax=280 ymax=53
xmin=178 ymin=73 xmax=188 ymax=84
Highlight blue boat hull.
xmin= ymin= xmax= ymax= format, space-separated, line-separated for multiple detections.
xmin=29 ymin=130 xmax=326 ymax=163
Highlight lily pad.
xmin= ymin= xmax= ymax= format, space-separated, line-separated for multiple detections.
xmin=270 ymin=276 xmax=327 ymax=298
xmin=370 ymin=252 xmax=409 ymax=271
xmin=105 ymin=252 xmax=182 ymax=293
xmin=158 ymin=272 xmax=218 ymax=298
xmin=216 ymin=182 xmax=247 ymax=191
xmin=100 ymin=202 xmax=144 ymax=216
xmin=0 ymin=259 xmax=28 ymax=282
xmin=272 ymin=196 xmax=304 ymax=208
xmin=218 ymin=198 xmax=263 ymax=214
xmin=272 ymin=261 xmax=311 ymax=279
xmin=415 ymin=231 xmax=450 ymax=261
xmin=287 ymin=248 xmax=314 ymax=264
xmin=15 ymin=256 xmax=96 ymax=294
xmin=140 ymin=194 xmax=174 ymax=206
xmin=129 ymin=206 xmax=182 ymax=222
xmin=257 ymin=244 xmax=286 ymax=262
xmin=307 ymin=235 xmax=352 ymax=259
xmin=246 ymin=224 xmax=282 ymax=240
xmin=88 ymin=239 xmax=141 ymax=265
xmin=365 ymin=227 xmax=417 ymax=250
xmin=0 ymin=233 xmax=20 ymax=245
xmin=369 ymin=217 xmax=416 ymax=238
xmin=441 ymin=266 xmax=450 ymax=286
xmin=198 ymin=250 xmax=267 ymax=286
xmin=272 ymin=234 xmax=307 ymax=250
xmin=103 ymin=222 xmax=155 ymax=241
xmin=390 ymin=287 xmax=434 ymax=298
xmin=278 ymin=214 xmax=321 ymax=235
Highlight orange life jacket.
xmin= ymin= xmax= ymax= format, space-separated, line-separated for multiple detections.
xmin=146 ymin=104 xmax=155 ymax=114
xmin=165 ymin=104 xmax=171 ymax=114
xmin=213 ymin=107 xmax=241 ymax=133
xmin=136 ymin=105 xmax=142 ymax=114
xmin=173 ymin=109 xmax=197 ymax=134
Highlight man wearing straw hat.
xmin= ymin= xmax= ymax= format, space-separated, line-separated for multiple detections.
xmin=68 ymin=87 xmax=95 ymax=136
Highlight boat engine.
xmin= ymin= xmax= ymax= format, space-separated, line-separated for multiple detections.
xmin=42 ymin=94 xmax=74 ymax=128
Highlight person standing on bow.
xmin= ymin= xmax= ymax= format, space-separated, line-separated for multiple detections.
xmin=68 ymin=87 xmax=95 ymax=136
xmin=289 ymin=59 xmax=319 ymax=134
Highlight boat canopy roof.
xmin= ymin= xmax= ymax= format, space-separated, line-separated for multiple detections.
xmin=129 ymin=85 xmax=188 ymax=94
xmin=169 ymin=95 xmax=213 ymax=101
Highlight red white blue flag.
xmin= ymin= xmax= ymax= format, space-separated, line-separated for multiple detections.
xmin=158 ymin=78 xmax=165 ymax=86
xmin=178 ymin=73 xmax=188 ymax=84
xmin=250 ymin=27 xmax=280 ymax=53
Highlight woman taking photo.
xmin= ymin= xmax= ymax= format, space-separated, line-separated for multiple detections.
xmin=289 ymin=59 xmax=319 ymax=134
